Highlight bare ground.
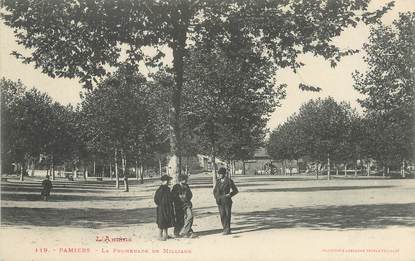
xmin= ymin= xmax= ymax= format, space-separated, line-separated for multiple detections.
xmin=1 ymin=174 xmax=414 ymax=261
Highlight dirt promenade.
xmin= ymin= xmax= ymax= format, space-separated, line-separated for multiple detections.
xmin=1 ymin=174 xmax=414 ymax=260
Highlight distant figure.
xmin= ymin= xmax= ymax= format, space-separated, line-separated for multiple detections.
xmin=154 ymin=175 xmax=175 ymax=241
xmin=213 ymin=167 xmax=239 ymax=235
xmin=172 ymin=174 xmax=195 ymax=238
xmin=41 ymin=175 xmax=52 ymax=201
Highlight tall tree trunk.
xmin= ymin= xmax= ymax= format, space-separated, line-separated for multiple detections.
xmin=327 ymin=154 xmax=331 ymax=180
xmin=31 ymin=160 xmax=35 ymax=177
xmin=228 ymin=160 xmax=232 ymax=178
xmin=344 ymin=163 xmax=347 ymax=176
xmin=354 ymin=160 xmax=359 ymax=177
xmin=295 ymin=159 xmax=299 ymax=174
xmin=123 ymin=154 xmax=129 ymax=192
xmin=135 ymin=160 xmax=139 ymax=180
xmin=402 ymin=159 xmax=406 ymax=178
xmin=211 ymin=145 xmax=217 ymax=186
xmin=26 ymin=158 xmax=30 ymax=177
xmin=109 ymin=161 xmax=112 ymax=180
xmin=232 ymin=160 xmax=236 ymax=176
xmin=282 ymin=160 xmax=286 ymax=176
xmin=159 ymin=158 xmax=162 ymax=176
xmin=167 ymin=155 xmax=179 ymax=180
xmin=382 ymin=166 xmax=386 ymax=177
xmin=114 ymin=149 xmax=119 ymax=189
xmin=242 ymin=160 xmax=246 ymax=176
xmin=387 ymin=167 xmax=390 ymax=176
xmin=366 ymin=161 xmax=370 ymax=176
xmin=185 ymin=156 xmax=189 ymax=175
xmin=167 ymin=13 xmax=191 ymax=184
xmin=51 ymin=165 xmax=55 ymax=180
xmin=19 ymin=162 xmax=24 ymax=181
xmin=360 ymin=159 xmax=363 ymax=175
xmin=93 ymin=160 xmax=96 ymax=177
xmin=140 ymin=164 xmax=144 ymax=184
xmin=51 ymin=154 xmax=55 ymax=181
xmin=316 ymin=162 xmax=319 ymax=180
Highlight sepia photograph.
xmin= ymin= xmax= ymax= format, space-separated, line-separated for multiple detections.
xmin=0 ymin=0 xmax=414 ymax=260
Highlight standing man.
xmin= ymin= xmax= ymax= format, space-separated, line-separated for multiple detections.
xmin=41 ymin=175 xmax=52 ymax=201
xmin=213 ymin=167 xmax=239 ymax=235
xmin=172 ymin=174 xmax=195 ymax=238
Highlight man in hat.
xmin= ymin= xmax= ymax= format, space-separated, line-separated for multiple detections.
xmin=172 ymin=174 xmax=195 ymax=238
xmin=213 ymin=167 xmax=238 ymax=235
xmin=154 ymin=175 xmax=175 ymax=241
xmin=41 ymin=175 xmax=52 ymax=201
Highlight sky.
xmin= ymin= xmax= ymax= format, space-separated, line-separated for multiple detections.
xmin=1 ymin=0 xmax=414 ymax=130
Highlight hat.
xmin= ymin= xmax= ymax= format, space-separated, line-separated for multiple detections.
xmin=178 ymin=174 xmax=188 ymax=181
xmin=161 ymin=175 xmax=173 ymax=181
xmin=218 ymin=167 xmax=227 ymax=175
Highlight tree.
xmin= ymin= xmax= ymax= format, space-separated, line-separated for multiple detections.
xmin=267 ymin=114 xmax=305 ymax=175
xmin=268 ymin=97 xmax=357 ymax=179
xmin=1 ymin=79 xmax=58 ymax=180
xmin=1 ymin=78 xmax=26 ymax=175
xmin=1 ymin=78 xmax=80 ymax=180
xmin=183 ymin=46 xmax=284 ymax=183
xmin=46 ymin=103 xmax=78 ymax=180
xmin=2 ymin=0 xmax=393 ymax=181
xmin=79 ymin=64 xmax=163 ymax=188
xmin=353 ymin=12 xmax=415 ymax=174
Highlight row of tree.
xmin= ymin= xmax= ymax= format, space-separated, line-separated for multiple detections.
xmin=267 ymin=13 xmax=415 ymax=179
xmin=1 ymin=44 xmax=283 ymax=187
xmin=1 ymin=78 xmax=78 ymax=181
xmin=2 ymin=0 xmax=394 ymax=182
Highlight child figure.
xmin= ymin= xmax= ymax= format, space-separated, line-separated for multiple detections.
xmin=41 ymin=175 xmax=52 ymax=201
xmin=172 ymin=174 xmax=195 ymax=238
xmin=154 ymin=175 xmax=175 ymax=241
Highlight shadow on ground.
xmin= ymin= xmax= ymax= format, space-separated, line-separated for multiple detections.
xmin=244 ymin=185 xmax=395 ymax=193
xmin=1 ymin=206 xmax=155 ymax=228
xmin=233 ymin=203 xmax=415 ymax=232
xmin=191 ymin=183 xmax=271 ymax=189
xmin=1 ymin=193 xmax=152 ymax=202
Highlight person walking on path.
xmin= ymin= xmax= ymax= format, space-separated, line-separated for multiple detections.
xmin=154 ymin=175 xmax=175 ymax=241
xmin=172 ymin=174 xmax=195 ymax=238
xmin=213 ymin=167 xmax=239 ymax=235
xmin=40 ymin=175 xmax=52 ymax=201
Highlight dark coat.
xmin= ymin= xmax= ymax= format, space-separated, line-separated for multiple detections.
xmin=154 ymin=185 xmax=175 ymax=229
xmin=171 ymin=183 xmax=193 ymax=210
xmin=41 ymin=179 xmax=52 ymax=196
xmin=213 ymin=178 xmax=238 ymax=205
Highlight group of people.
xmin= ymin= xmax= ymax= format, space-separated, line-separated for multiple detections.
xmin=39 ymin=167 xmax=239 ymax=241
xmin=154 ymin=167 xmax=239 ymax=241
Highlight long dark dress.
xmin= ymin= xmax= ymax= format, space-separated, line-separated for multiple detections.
xmin=154 ymin=185 xmax=175 ymax=229
xmin=41 ymin=179 xmax=52 ymax=196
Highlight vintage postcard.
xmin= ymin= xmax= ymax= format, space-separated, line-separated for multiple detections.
xmin=1 ymin=0 xmax=414 ymax=260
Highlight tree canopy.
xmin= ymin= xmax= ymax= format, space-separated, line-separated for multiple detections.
xmin=2 ymin=0 xmax=395 ymax=178
xmin=353 ymin=12 xmax=415 ymax=165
